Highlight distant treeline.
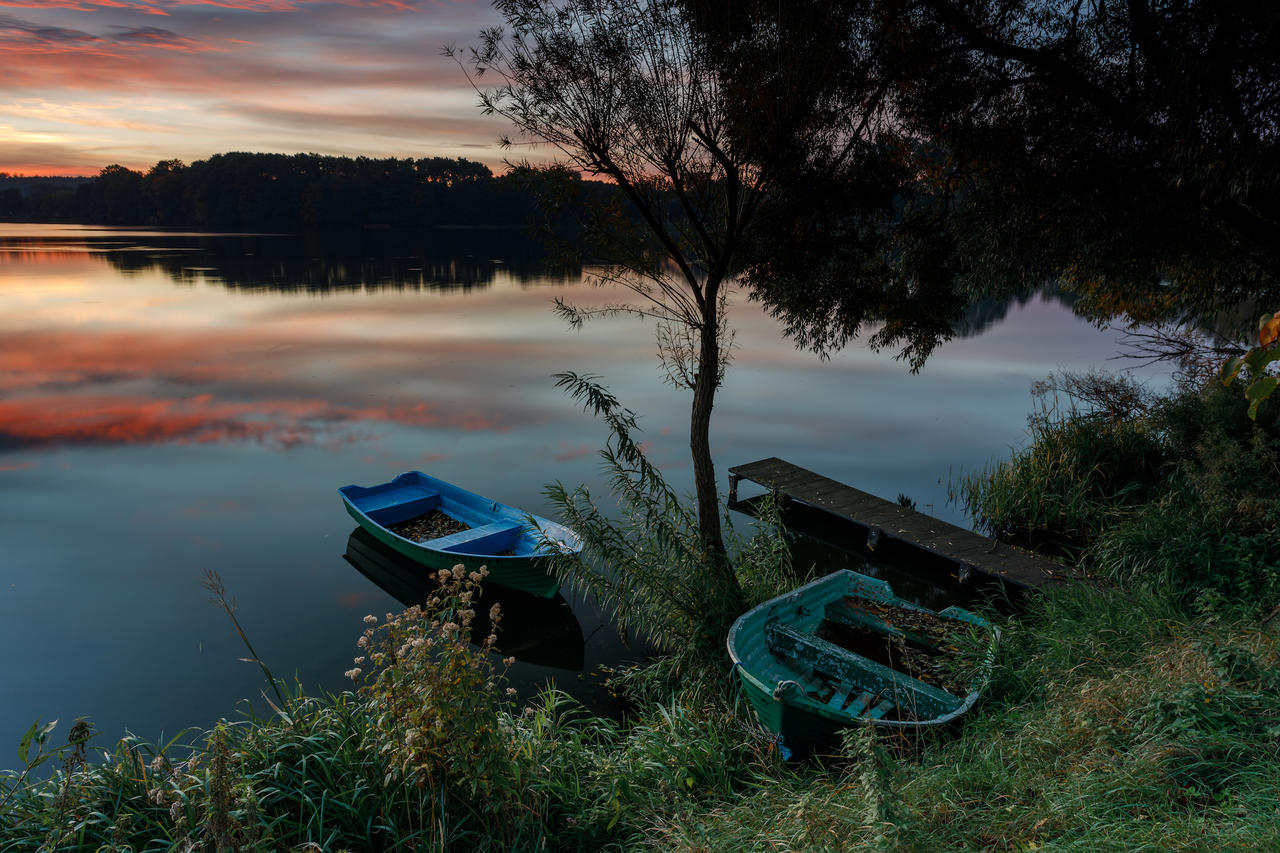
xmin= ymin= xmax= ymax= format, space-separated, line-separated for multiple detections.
xmin=0 ymin=153 xmax=595 ymax=232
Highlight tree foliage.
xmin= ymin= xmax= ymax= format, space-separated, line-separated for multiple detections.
xmin=893 ymin=0 xmax=1280 ymax=322
xmin=689 ymin=0 xmax=1280 ymax=355
xmin=682 ymin=0 xmax=974 ymax=367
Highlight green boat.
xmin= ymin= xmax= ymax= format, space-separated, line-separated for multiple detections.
xmin=727 ymin=569 xmax=998 ymax=756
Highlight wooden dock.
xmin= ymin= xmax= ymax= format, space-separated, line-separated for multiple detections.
xmin=728 ymin=458 xmax=1068 ymax=591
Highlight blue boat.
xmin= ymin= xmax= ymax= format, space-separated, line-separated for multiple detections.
xmin=338 ymin=471 xmax=580 ymax=597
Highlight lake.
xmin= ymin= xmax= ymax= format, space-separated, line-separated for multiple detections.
xmin=0 ymin=224 xmax=1165 ymax=756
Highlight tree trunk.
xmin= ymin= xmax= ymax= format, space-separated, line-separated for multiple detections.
xmin=690 ymin=297 xmax=742 ymax=606
xmin=690 ymin=321 xmax=722 ymax=552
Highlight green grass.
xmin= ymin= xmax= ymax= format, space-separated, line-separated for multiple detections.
xmin=635 ymin=588 xmax=1280 ymax=852
xmin=952 ymin=404 xmax=1165 ymax=560
xmin=7 ymin=585 xmax=1278 ymax=852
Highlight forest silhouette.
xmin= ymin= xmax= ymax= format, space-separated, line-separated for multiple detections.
xmin=0 ymin=153 xmax=595 ymax=233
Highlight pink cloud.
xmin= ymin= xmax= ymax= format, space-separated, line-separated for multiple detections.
xmin=109 ymin=25 xmax=206 ymax=50
xmin=0 ymin=329 xmax=263 ymax=392
xmin=0 ymin=0 xmax=515 ymax=174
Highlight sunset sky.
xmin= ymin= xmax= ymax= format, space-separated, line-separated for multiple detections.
xmin=0 ymin=0 xmax=522 ymax=176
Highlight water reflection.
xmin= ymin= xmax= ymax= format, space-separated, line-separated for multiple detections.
xmin=104 ymin=229 xmax=559 ymax=292
xmin=344 ymin=527 xmax=585 ymax=671
xmin=1 ymin=226 xmax=564 ymax=292
xmin=955 ymin=289 xmax=1078 ymax=339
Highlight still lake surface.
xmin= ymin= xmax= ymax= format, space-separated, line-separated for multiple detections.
xmin=0 ymin=224 xmax=1165 ymax=756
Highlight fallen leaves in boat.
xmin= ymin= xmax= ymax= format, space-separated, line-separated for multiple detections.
xmin=388 ymin=509 xmax=470 ymax=542
xmin=854 ymin=599 xmax=968 ymax=646
xmin=817 ymin=598 xmax=984 ymax=697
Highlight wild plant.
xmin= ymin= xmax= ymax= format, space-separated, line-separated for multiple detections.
xmin=502 ymin=685 xmax=780 ymax=849
xmin=351 ymin=564 xmax=525 ymax=840
xmin=956 ymin=370 xmax=1280 ymax=615
xmin=842 ymin=724 xmax=899 ymax=853
xmin=201 ymin=569 xmax=286 ymax=711
xmin=0 ymin=719 xmax=60 ymax=816
xmin=544 ymin=373 xmax=736 ymax=658
xmin=1087 ymin=380 xmax=1280 ymax=614
xmin=544 ymin=373 xmax=798 ymax=683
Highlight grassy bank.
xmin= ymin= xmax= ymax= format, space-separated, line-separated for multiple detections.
xmin=5 ymin=586 xmax=1277 ymax=851
xmin=4 ymin=375 xmax=1278 ymax=851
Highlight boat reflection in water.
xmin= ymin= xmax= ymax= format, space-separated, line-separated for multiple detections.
xmin=344 ymin=527 xmax=584 ymax=671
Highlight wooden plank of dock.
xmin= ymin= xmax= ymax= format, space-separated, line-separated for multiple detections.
xmin=728 ymin=457 xmax=1068 ymax=590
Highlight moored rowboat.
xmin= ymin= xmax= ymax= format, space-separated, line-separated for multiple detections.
xmin=338 ymin=471 xmax=580 ymax=598
xmin=728 ymin=569 xmax=998 ymax=756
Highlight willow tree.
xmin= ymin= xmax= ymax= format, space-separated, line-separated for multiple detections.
xmin=452 ymin=0 xmax=835 ymax=576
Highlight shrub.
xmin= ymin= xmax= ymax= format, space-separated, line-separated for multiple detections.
xmin=958 ymin=372 xmax=1280 ymax=612
xmin=955 ymin=405 xmax=1165 ymax=558
xmin=546 ymin=372 xmax=800 ymax=680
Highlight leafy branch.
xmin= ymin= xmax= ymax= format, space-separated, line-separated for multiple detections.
xmin=1220 ymin=311 xmax=1280 ymax=419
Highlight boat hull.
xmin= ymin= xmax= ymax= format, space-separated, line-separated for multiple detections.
xmin=338 ymin=471 xmax=580 ymax=598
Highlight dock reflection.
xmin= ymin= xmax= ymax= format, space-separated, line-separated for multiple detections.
xmin=344 ymin=527 xmax=585 ymax=671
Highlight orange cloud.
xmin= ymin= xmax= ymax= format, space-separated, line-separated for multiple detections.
xmin=0 ymin=329 xmax=260 ymax=392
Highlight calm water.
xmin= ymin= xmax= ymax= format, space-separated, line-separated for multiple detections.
xmin=0 ymin=224 xmax=1165 ymax=756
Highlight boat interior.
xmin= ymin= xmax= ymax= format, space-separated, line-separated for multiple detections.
xmin=344 ymin=479 xmax=532 ymax=556
xmin=767 ymin=626 xmax=961 ymax=722
xmin=749 ymin=583 xmax=968 ymax=723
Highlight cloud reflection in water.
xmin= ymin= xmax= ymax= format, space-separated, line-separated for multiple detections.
xmin=0 ymin=231 xmax=595 ymax=455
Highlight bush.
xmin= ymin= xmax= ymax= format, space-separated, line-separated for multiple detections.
xmin=355 ymin=565 xmax=517 ymax=802
xmin=956 ymin=407 xmax=1165 ymax=558
xmin=546 ymin=372 xmax=802 ymax=684
xmin=957 ymin=373 xmax=1280 ymax=613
